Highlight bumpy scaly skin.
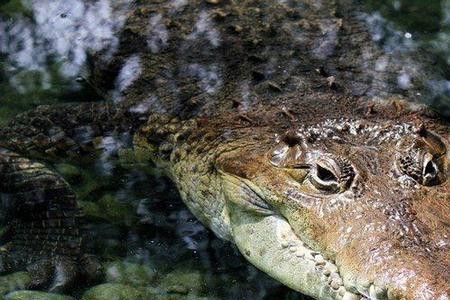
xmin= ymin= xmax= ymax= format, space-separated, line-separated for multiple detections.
xmin=1 ymin=0 xmax=450 ymax=298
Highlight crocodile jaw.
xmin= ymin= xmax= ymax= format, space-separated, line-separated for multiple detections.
xmin=214 ymin=118 xmax=450 ymax=300
xmin=221 ymin=172 xmax=352 ymax=300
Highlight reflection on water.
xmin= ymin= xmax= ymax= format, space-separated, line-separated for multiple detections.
xmin=113 ymin=55 xmax=142 ymax=101
xmin=72 ymin=163 xmax=300 ymax=299
xmin=1 ymin=0 xmax=129 ymax=79
xmin=363 ymin=0 xmax=450 ymax=113
xmin=0 ymin=0 xmax=449 ymax=299
xmin=147 ymin=14 xmax=169 ymax=54
xmin=0 ymin=0 xmax=131 ymax=122
xmin=187 ymin=11 xmax=221 ymax=48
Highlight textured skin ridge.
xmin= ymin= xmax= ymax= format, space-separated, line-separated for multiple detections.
xmin=0 ymin=103 xmax=146 ymax=162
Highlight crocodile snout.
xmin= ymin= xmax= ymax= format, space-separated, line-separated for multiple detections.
xmin=335 ymin=191 xmax=450 ymax=300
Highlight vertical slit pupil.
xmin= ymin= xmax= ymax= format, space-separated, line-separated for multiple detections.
xmin=317 ymin=165 xmax=337 ymax=181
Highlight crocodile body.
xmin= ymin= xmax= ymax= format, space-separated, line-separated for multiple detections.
xmin=1 ymin=0 xmax=450 ymax=299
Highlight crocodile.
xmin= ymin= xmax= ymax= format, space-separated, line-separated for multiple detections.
xmin=0 ymin=0 xmax=449 ymax=299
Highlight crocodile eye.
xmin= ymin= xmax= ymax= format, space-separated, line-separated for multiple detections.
xmin=311 ymin=163 xmax=339 ymax=192
xmin=398 ymin=150 xmax=441 ymax=186
xmin=310 ymin=157 xmax=355 ymax=193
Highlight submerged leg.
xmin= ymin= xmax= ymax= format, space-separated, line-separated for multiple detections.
xmin=0 ymin=148 xmax=102 ymax=291
xmin=0 ymin=101 xmax=145 ymax=290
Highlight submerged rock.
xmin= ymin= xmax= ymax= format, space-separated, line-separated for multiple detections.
xmin=158 ymin=268 xmax=207 ymax=297
xmin=144 ymin=286 xmax=221 ymax=300
xmin=55 ymin=163 xmax=82 ymax=184
xmin=145 ymin=290 xmax=220 ymax=300
xmin=80 ymin=194 xmax=136 ymax=226
xmin=5 ymin=290 xmax=75 ymax=300
xmin=0 ymin=272 xmax=31 ymax=295
xmin=72 ymin=169 xmax=109 ymax=201
xmin=81 ymin=283 xmax=144 ymax=300
xmin=104 ymin=261 xmax=157 ymax=287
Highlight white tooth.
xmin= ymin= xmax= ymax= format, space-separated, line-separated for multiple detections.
xmin=359 ymin=279 xmax=371 ymax=291
xmin=356 ymin=279 xmax=371 ymax=296
xmin=330 ymin=278 xmax=342 ymax=290
xmin=289 ymin=246 xmax=297 ymax=253
xmin=325 ymin=262 xmax=338 ymax=273
xmin=305 ymin=251 xmax=315 ymax=260
xmin=315 ymin=254 xmax=326 ymax=265
xmin=342 ymin=292 xmax=360 ymax=300
xmin=330 ymin=271 xmax=341 ymax=279
xmin=330 ymin=282 xmax=340 ymax=290
xmin=323 ymin=268 xmax=331 ymax=276
xmin=338 ymin=286 xmax=346 ymax=296
xmin=314 ymin=254 xmax=323 ymax=260
xmin=369 ymin=285 xmax=377 ymax=299
xmin=281 ymin=240 xmax=289 ymax=248
xmin=295 ymin=248 xmax=305 ymax=257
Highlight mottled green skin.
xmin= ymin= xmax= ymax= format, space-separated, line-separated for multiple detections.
xmin=0 ymin=0 xmax=449 ymax=299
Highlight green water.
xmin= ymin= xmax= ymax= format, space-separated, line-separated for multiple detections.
xmin=0 ymin=0 xmax=449 ymax=299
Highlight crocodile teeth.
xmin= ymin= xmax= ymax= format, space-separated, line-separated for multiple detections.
xmin=330 ymin=277 xmax=343 ymax=290
xmin=328 ymin=272 xmax=340 ymax=282
xmin=325 ymin=262 xmax=338 ymax=273
xmin=342 ymin=291 xmax=361 ymax=300
xmin=305 ymin=251 xmax=315 ymax=260
xmin=276 ymin=229 xmax=364 ymax=300
xmin=338 ymin=286 xmax=346 ymax=297
xmin=314 ymin=254 xmax=326 ymax=265
xmin=295 ymin=248 xmax=305 ymax=257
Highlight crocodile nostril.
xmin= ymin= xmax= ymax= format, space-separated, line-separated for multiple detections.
xmin=424 ymin=160 xmax=437 ymax=177
xmin=422 ymin=159 xmax=438 ymax=186
xmin=397 ymin=150 xmax=443 ymax=186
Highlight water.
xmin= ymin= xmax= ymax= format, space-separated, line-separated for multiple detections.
xmin=0 ymin=0 xmax=448 ymax=299
xmin=362 ymin=0 xmax=450 ymax=114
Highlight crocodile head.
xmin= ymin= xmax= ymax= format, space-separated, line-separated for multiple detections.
xmin=215 ymin=102 xmax=450 ymax=299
